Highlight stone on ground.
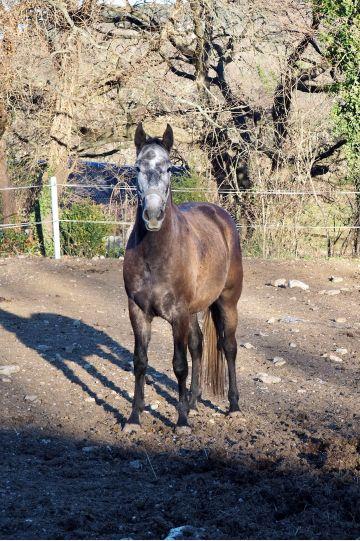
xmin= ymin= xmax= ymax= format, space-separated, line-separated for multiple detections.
xmin=329 ymin=275 xmax=343 ymax=283
xmin=288 ymin=279 xmax=309 ymax=290
xmin=255 ymin=373 xmax=282 ymax=384
xmin=272 ymin=357 xmax=287 ymax=367
xmin=0 ymin=365 xmax=20 ymax=376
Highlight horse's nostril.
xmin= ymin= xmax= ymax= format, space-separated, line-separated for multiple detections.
xmin=143 ymin=209 xmax=150 ymax=221
xmin=157 ymin=209 xmax=164 ymax=221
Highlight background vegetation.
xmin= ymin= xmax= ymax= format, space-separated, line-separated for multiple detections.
xmin=0 ymin=0 xmax=359 ymax=258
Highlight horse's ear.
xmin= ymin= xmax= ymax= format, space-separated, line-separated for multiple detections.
xmin=134 ymin=122 xmax=147 ymax=153
xmin=162 ymin=124 xmax=174 ymax=153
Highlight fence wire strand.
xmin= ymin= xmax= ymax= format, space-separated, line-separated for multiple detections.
xmin=1 ymin=184 xmax=360 ymax=196
xmin=1 ymin=184 xmax=359 ymax=235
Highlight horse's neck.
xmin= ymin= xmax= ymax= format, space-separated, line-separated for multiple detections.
xmin=133 ymin=199 xmax=176 ymax=256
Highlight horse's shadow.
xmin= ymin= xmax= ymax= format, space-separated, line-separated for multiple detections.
xmin=0 ymin=308 xmax=195 ymax=427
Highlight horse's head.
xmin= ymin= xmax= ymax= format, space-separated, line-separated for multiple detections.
xmin=134 ymin=122 xmax=174 ymax=232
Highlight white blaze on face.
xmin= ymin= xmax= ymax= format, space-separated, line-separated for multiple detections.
xmin=136 ymin=143 xmax=172 ymax=230
xmin=144 ymin=193 xmax=163 ymax=227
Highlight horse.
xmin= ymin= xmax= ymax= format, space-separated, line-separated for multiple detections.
xmin=123 ymin=123 xmax=243 ymax=434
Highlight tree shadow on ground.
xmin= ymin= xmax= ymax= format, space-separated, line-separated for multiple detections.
xmin=0 ymin=426 xmax=359 ymax=540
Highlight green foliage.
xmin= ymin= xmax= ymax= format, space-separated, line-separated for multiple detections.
xmin=37 ymin=185 xmax=54 ymax=256
xmin=0 ymin=229 xmax=40 ymax=257
xmin=256 ymin=65 xmax=277 ymax=93
xmin=171 ymin=170 xmax=207 ymax=205
xmin=106 ymin=244 xmax=125 ymax=258
xmin=242 ymin=197 xmax=353 ymax=259
xmin=314 ymin=0 xmax=360 ymax=180
xmin=60 ymin=201 xmax=115 ymax=258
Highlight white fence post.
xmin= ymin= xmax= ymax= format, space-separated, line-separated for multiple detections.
xmin=50 ymin=176 xmax=61 ymax=260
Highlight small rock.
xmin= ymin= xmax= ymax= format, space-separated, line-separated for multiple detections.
xmin=24 ymin=395 xmax=38 ymax=402
xmin=329 ymin=276 xmax=343 ymax=283
xmin=0 ymin=365 xmax=20 ymax=376
xmin=288 ymin=279 xmax=309 ymax=290
xmin=280 ymin=315 xmax=305 ymax=324
xmin=336 ymin=347 xmax=348 ymax=355
xmin=272 ymin=357 xmax=287 ymax=367
xmin=1 ymin=377 xmax=11 ymax=382
xmin=150 ymin=403 xmax=159 ymax=410
xmin=297 ymin=389 xmax=307 ymax=394
xmin=240 ymin=342 xmax=255 ymax=349
xmin=328 ymin=354 xmax=343 ymax=363
xmin=129 ymin=460 xmax=142 ymax=470
xmin=165 ymin=526 xmax=206 ymax=540
xmin=319 ymin=289 xmax=341 ymax=296
xmin=268 ymin=278 xmax=287 ymax=288
xmin=255 ymin=373 xmax=282 ymax=384
xmin=267 ymin=317 xmax=276 ymax=324
xmin=37 ymin=344 xmax=51 ymax=352
xmin=85 ymin=397 xmax=96 ymax=402
xmin=289 ymin=342 xmax=297 ymax=348
xmin=82 ymin=446 xmax=98 ymax=453
xmin=333 ymin=317 xmax=347 ymax=324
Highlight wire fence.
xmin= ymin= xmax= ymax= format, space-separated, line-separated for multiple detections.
xmin=0 ymin=178 xmax=359 ymax=258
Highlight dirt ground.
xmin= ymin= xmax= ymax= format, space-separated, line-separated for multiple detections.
xmin=0 ymin=255 xmax=359 ymax=540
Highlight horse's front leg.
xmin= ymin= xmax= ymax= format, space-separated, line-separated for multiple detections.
xmin=188 ymin=314 xmax=203 ymax=413
xmin=123 ymin=298 xmax=152 ymax=433
xmin=172 ymin=313 xmax=191 ymax=434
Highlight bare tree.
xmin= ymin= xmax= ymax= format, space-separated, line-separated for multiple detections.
xmin=0 ymin=4 xmax=17 ymax=225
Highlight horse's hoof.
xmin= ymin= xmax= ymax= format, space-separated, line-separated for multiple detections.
xmin=175 ymin=425 xmax=192 ymax=435
xmin=227 ymin=410 xmax=246 ymax=421
xmin=123 ymin=422 xmax=142 ymax=434
xmin=188 ymin=408 xmax=199 ymax=417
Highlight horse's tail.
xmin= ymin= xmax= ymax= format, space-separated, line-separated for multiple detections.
xmin=200 ymin=308 xmax=227 ymax=397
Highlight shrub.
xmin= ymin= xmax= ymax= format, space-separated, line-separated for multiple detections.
xmin=60 ymin=201 xmax=114 ymax=258
xmin=171 ymin=170 xmax=207 ymax=205
xmin=0 ymin=229 xmax=40 ymax=257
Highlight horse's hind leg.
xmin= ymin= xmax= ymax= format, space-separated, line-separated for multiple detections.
xmin=188 ymin=314 xmax=203 ymax=413
xmin=212 ymin=295 xmax=240 ymax=415
xmin=172 ymin=313 xmax=191 ymax=433
xmin=124 ymin=298 xmax=152 ymax=433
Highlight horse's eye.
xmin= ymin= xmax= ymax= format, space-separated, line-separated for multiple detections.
xmin=135 ymin=166 xmax=140 ymax=173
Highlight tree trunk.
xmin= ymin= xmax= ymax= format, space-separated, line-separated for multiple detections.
xmin=0 ymin=139 xmax=16 ymax=225
xmin=0 ymin=103 xmax=16 ymax=225
xmin=46 ymin=36 xmax=79 ymax=193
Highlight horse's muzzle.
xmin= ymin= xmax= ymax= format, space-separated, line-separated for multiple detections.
xmin=142 ymin=193 xmax=166 ymax=231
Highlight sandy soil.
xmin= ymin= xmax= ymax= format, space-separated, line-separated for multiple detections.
xmin=0 ymin=256 xmax=359 ymax=540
